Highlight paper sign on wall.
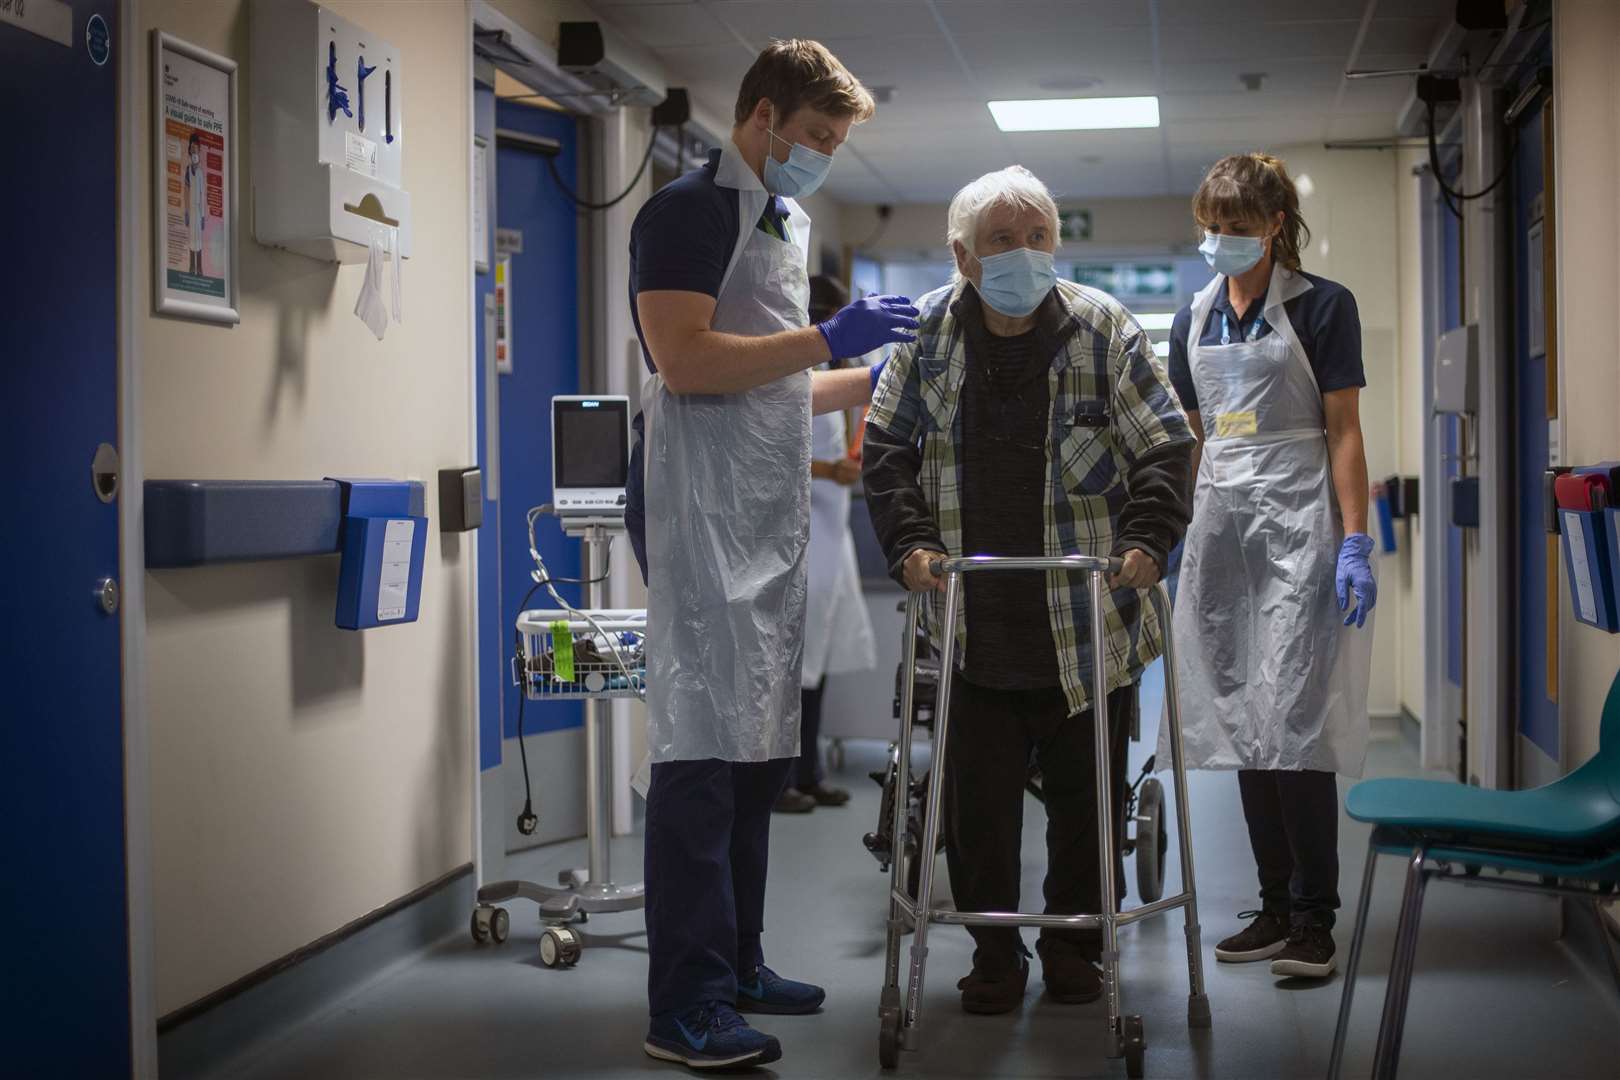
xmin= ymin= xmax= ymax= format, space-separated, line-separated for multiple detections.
xmin=496 ymin=227 xmax=524 ymax=255
xmin=495 ymin=254 xmax=513 ymax=375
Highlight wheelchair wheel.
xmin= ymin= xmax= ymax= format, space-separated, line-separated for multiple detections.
xmin=1134 ymin=778 xmax=1167 ymax=903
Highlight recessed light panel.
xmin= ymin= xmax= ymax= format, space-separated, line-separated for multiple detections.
xmin=987 ymin=96 xmax=1160 ymax=132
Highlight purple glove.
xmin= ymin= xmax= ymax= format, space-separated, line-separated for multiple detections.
xmin=816 ymin=294 xmax=918 ymax=361
xmin=1336 ymin=533 xmax=1377 ymax=629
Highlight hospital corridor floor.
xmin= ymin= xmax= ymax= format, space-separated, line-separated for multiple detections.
xmin=208 ymin=666 xmax=1618 ymax=1080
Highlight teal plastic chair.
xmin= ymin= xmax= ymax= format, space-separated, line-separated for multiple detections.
xmin=1327 ymin=670 xmax=1620 ymax=1080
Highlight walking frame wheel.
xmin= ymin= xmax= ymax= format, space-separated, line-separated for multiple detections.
xmin=1123 ymin=1015 xmax=1146 ymax=1079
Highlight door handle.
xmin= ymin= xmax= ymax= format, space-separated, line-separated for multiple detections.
xmin=95 ymin=577 xmax=119 ymax=615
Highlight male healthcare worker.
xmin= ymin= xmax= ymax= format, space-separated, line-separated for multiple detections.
xmin=627 ymin=40 xmax=917 ymax=1071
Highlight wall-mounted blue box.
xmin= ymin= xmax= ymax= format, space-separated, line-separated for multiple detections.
xmin=1561 ymin=506 xmax=1618 ymax=633
xmin=330 ymin=478 xmax=428 ymax=631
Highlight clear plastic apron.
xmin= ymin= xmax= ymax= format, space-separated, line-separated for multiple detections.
xmin=802 ymin=401 xmax=876 ymax=686
xmin=1160 ymin=270 xmax=1373 ymax=776
xmin=642 ymin=146 xmax=813 ymax=763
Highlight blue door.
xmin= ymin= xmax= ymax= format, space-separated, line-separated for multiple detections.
xmin=0 ymin=2 xmax=132 ymax=1073
xmin=494 ymin=100 xmax=584 ymax=746
xmin=1511 ymin=59 xmax=1558 ymax=764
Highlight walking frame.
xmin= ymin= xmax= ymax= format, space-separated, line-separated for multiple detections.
xmin=876 ymin=554 xmax=1211 ymax=1079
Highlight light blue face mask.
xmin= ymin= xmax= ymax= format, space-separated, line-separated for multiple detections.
xmin=974 ymin=247 xmax=1057 ymax=317
xmin=1199 ymin=230 xmax=1267 ymax=276
xmin=764 ymin=124 xmax=834 ymax=199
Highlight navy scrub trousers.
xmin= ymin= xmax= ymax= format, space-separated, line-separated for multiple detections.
xmin=644 ymin=758 xmax=794 ymax=1015
xmin=628 ymin=485 xmax=795 ymax=1015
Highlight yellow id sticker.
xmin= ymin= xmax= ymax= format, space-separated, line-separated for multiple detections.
xmin=1215 ymin=411 xmax=1258 ymax=438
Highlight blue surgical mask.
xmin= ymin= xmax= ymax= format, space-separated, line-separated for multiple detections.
xmin=764 ymin=123 xmax=834 ymax=199
xmin=974 ymin=247 xmax=1057 ymax=317
xmin=1199 ymin=230 xmax=1266 ymax=276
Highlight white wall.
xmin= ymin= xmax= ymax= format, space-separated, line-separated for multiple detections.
xmin=1551 ymin=0 xmax=1620 ymax=771
xmin=140 ymin=0 xmax=478 ymax=1017
xmin=1394 ymin=147 xmax=1430 ymax=724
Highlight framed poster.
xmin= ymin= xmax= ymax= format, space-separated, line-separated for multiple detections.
xmin=153 ymin=31 xmax=239 ymax=324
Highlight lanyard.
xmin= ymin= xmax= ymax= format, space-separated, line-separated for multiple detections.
xmin=1219 ymin=310 xmax=1267 ymax=345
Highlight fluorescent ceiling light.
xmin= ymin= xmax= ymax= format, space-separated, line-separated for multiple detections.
xmin=988 ymin=96 xmax=1160 ymax=132
xmin=1135 ymin=312 xmax=1176 ymax=331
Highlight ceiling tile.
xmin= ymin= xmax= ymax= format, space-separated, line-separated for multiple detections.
xmin=932 ymin=0 xmax=1152 ymax=35
xmin=700 ymin=0 xmax=938 ymax=46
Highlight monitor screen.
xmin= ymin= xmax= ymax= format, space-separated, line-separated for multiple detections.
xmin=554 ymin=399 xmax=629 ymax=489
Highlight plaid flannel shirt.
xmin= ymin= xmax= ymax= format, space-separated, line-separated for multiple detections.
xmin=867 ymin=278 xmax=1193 ymax=714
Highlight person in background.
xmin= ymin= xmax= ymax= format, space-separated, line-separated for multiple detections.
xmin=864 ymin=166 xmax=1194 ymax=1015
xmin=775 ymin=274 xmax=879 ymax=814
xmin=626 ymin=40 xmax=916 ymax=1071
xmin=1161 ymin=152 xmax=1377 ymax=982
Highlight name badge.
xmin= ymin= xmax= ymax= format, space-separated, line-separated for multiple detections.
xmin=1215 ymin=411 xmax=1259 ymax=438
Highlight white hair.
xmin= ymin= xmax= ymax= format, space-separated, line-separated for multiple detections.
xmin=945 ymin=165 xmax=1061 ymax=259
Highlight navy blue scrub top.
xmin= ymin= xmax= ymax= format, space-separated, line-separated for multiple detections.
xmin=1167 ymin=269 xmax=1365 ymax=413
xmin=624 ymin=149 xmax=795 ymax=581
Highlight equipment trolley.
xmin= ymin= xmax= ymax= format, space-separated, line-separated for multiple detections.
xmin=470 ymin=516 xmax=646 ymax=970
xmin=876 ymin=554 xmax=1210 ymax=1078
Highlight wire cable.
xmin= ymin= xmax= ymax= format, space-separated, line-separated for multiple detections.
xmin=547 ymin=125 xmax=662 ymax=211
xmin=1426 ymin=98 xmax=1518 ymax=220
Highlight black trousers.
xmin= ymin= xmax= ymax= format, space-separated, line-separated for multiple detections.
xmin=644 ymin=757 xmax=793 ymax=1016
xmin=1236 ymin=768 xmax=1341 ymax=928
xmin=795 ymin=678 xmax=826 ymax=790
xmin=942 ymin=678 xmax=1132 ymax=965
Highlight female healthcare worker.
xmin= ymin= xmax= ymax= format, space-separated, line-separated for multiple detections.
xmin=776 ymin=274 xmax=878 ymax=814
xmin=1159 ymin=152 xmax=1377 ymax=982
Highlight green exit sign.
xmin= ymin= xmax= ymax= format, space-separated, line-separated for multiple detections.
xmin=1059 ymin=209 xmax=1092 ymax=241
xmin=1074 ymin=263 xmax=1176 ymax=298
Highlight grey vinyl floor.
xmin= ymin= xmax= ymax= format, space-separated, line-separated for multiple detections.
xmin=207 ymin=664 xmax=1619 ymax=1079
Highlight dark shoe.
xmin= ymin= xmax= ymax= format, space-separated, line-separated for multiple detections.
xmin=645 ymin=1002 xmax=782 ymax=1069
xmin=803 ymin=782 xmax=850 ymax=807
xmin=737 ymin=964 xmax=826 ymax=1015
xmin=1214 ymin=909 xmax=1290 ymax=963
xmin=957 ymin=951 xmax=1029 ymax=1015
xmin=1270 ymin=923 xmax=1337 ymax=979
xmin=773 ymin=788 xmax=816 ymax=814
xmin=1036 ymin=937 xmax=1103 ymax=1004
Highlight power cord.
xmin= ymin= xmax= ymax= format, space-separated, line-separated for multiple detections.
xmin=512 ymin=580 xmax=543 ymax=836
xmin=1421 ymin=75 xmax=1520 ymax=220
xmin=510 ymin=507 xmax=646 ymax=837
xmin=547 ymin=125 xmax=662 ymax=211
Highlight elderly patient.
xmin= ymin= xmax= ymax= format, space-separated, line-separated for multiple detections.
xmin=862 ymin=166 xmax=1195 ymax=1014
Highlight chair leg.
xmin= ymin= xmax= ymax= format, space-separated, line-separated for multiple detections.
xmin=1328 ymin=842 xmax=1380 ymax=1080
xmin=1587 ymin=899 xmax=1620 ymax=1002
xmin=1372 ymin=846 xmax=1429 ymax=1080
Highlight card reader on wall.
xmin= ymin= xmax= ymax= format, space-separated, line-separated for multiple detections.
xmin=329 ymin=478 xmax=427 ymax=630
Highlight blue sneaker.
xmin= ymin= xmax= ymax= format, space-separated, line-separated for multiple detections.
xmin=645 ymin=1001 xmax=782 ymax=1070
xmin=737 ymin=964 xmax=826 ymax=1015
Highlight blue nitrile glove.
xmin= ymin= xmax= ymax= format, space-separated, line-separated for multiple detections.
xmin=869 ymin=358 xmax=888 ymax=393
xmin=817 ymin=294 xmax=919 ymax=361
xmin=1336 ymin=533 xmax=1377 ymax=629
